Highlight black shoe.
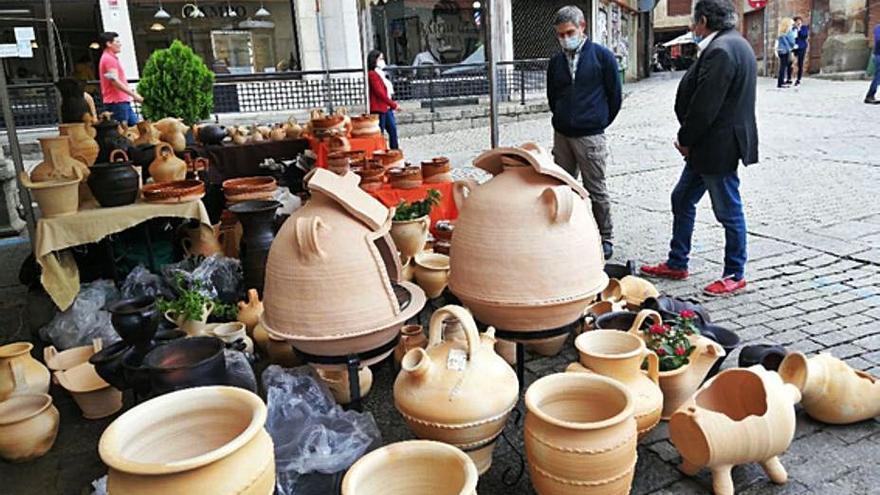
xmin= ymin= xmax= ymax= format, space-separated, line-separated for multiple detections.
xmin=795 ymin=80 xmax=801 ymax=86
xmin=738 ymin=344 xmax=788 ymax=371
xmin=866 ymin=96 xmax=880 ymax=104
xmin=784 ymin=80 xmax=792 ymax=85
xmin=602 ymin=241 xmax=613 ymax=260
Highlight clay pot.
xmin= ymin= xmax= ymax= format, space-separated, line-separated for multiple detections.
xmin=374 ymin=149 xmax=405 ymax=170
xmin=143 ymin=336 xmax=227 ymax=396
xmin=413 ymin=252 xmax=450 ymax=298
xmin=261 ymin=169 xmax=426 ymax=364
xmin=269 ymin=126 xmax=287 ymax=141
xmin=350 ymin=114 xmax=381 ymax=137
xmin=229 ymin=200 xmax=280 ymax=294
xmin=495 ymin=338 xmax=517 ymax=366
xmin=327 ymin=136 xmax=350 ymax=153
xmin=341 ymin=440 xmax=478 ymax=495
xmin=211 ymin=322 xmax=254 ymax=354
xmin=448 ymin=143 xmax=607 ymax=332
xmin=100 ymin=386 xmax=275 ymax=494
xmin=394 ymin=305 xmax=518 ymax=474
xmin=0 ymin=394 xmax=60 ymax=462
xmin=153 ymin=329 xmax=187 ymax=346
xmin=283 ymin=118 xmax=302 ymax=139
xmin=149 ymin=143 xmax=187 ymax=183
xmin=421 ymin=157 xmax=453 ymax=183
xmin=393 ymin=324 xmax=427 ymax=368
xmin=88 ymin=149 xmax=140 ymax=207
xmin=670 ymin=367 xmax=802 ymax=495
xmin=0 ymin=343 xmax=51 ymax=401
xmin=778 ymin=352 xmax=880 ymax=424
xmin=110 ymin=296 xmax=160 ymax=355
xmin=524 ymin=372 xmax=637 ymax=495
xmin=526 ymin=334 xmax=569 ymax=357
xmin=122 ymin=348 xmax=151 ymax=397
xmin=222 ymin=177 xmax=277 ymax=204
xmin=44 ymin=339 xmax=103 ymax=372
xmin=583 ymin=300 xmax=625 ymax=333
xmin=179 ymin=222 xmax=223 ymax=258
xmin=218 ymin=210 xmax=243 ymax=258
xmin=571 ymin=330 xmax=662 ymax=438
xmin=59 ymin=122 xmax=100 ymax=166
xmin=387 ymin=165 xmax=423 ymax=189
xmin=352 ymin=158 xmax=385 ymax=191
xmin=54 ymin=362 xmax=123 ymax=419
xmin=237 ymin=289 xmax=264 ymax=336
xmin=133 ymin=121 xmax=161 ymax=147
xmin=20 ymin=168 xmax=82 ymax=218
xmin=89 ymin=341 xmax=131 ymax=391
xmin=164 ymin=301 xmax=215 ymax=337
xmin=315 ymin=366 xmax=373 ymax=405
xmin=264 ymin=331 xmax=300 ymax=367
xmin=390 ymin=215 xmax=430 ymax=262
xmin=154 ymin=117 xmax=188 ymax=152
xmin=400 ymin=258 xmax=415 ymax=281
xmin=30 ymin=136 xmax=88 ymax=182
xmin=327 ymin=152 xmax=351 ymax=176
xmin=94 ymin=117 xmax=132 ymax=164
xmin=197 ymin=124 xmax=228 ymax=145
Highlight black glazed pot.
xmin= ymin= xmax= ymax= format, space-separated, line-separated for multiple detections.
xmin=144 ymin=336 xmax=227 ymax=396
xmin=604 ymin=261 xmax=636 ymax=280
xmin=88 ymin=150 xmax=140 ymax=207
xmin=229 ymin=200 xmax=281 ymax=294
xmin=94 ymin=117 xmax=132 ymax=164
xmin=198 ymin=124 xmax=228 ymax=145
xmin=738 ymin=343 xmax=788 ymax=371
xmin=151 ymin=329 xmax=187 ymax=346
xmin=89 ymin=340 xmax=131 ymax=390
xmin=641 ymin=296 xmax=711 ymax=328
xmin=594 ymin=311 xmax=657 ymax=333
xmin=701 ymin=324 xmax=740 ymax=380
xmin=109 ymin=296 xmax=160 ymax=355
xmin=122 ymin=348 xmax=151 ymax=397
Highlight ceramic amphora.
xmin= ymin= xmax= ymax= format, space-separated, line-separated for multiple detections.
xmin=149 ymin=143 xmax=187 ymax=183
xmin=570 ymin=329 xmax=662 ymax=438
xmin=0 ymin=342 xmax=51 ymax=401
xmin=30 ymin=136 xmax=89 ymax=182
xmin=390 ymin=215 xmax=430 ymax=262
xmin=413 ymin=251 xmax=450 ymax=298
xmin=0 ymin=394 xmax=60 ymax=462
xmin=164 ymin=301 xmax=215 ymax=337
xmin=394 ymin=305 xmax=518 ymax=474
xmin=59 ymin=122 xmax=100 ymax=166
xmin=778 ymin=351 xmax=880 ymax=424
xmin=237 ymin=289 xmax=264 ymax=336
xmin=393 ymin=324 xmax=427 ymax=368
xmin=342 ymin=440 xmax=478 ymax=495
xmin=669 ymin=366 xmax=801 ymax=495
xmin=448 ymin=143 xmax=607 ymax=332
xmin=54 ymin=362 xmax=122 ymax=419
xmin=100 ymin=386 xmax=275 ymax=495
xmin=315 ymin=366 xmax=373 ymax=405
xmin=524 ymin=372 xmax=637 ymax=495
xmin=44 ymin=338 xmax=103 ymax=372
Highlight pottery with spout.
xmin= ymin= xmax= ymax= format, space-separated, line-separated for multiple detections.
xmin=149 ymin=142 xmax=186 ymax=183
xmin=30 ymin=136 xmax=88 ymax=182
xmin=393 ymin=324 xmax=427 ymax=369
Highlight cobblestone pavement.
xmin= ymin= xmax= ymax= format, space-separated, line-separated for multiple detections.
xmin=1 ymin=73 xmax=879 ymax=494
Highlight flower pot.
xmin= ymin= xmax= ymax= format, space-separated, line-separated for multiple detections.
xmin=390 ymin=215 xmax=430 ymax=262
xmin=341 ymin=440 xmax=478 ymax=495
xmin=413 ymin=252 xmax=450 ymax=298
xmin=88 ymin=149 xmax=140 ymax=207
xmin=110 ymin=296 xmax=160 ymax=354
xmin=100 ymin=386 xmax=275 ymax=495
xmin=20 ymin=169 xmax=81 ymax=218
xmin=59 ymin=122 xmax=99 ymax=166
xmin=571 ymin=330 xmax=662 ymax=438
xmin=237 ymin=289 xmax=264 ymax=336
xmin=524 ymin=372 xmax=637 ymax=495
xmin=89 ymin=341 xmax=132 ymax=391
xmin=315 ymin=366 xmax=373 ymax=405
xmin=393 ymin=324 xmax=427 ymax=369
xmin=211 ymin=322 xmax=254 ymax=354
xmin=0 ymin=342 xmax=51 ymax=401
xmin=53 ymin=362 xmax=123 ymax=419
xmin=143 ymin=336 xmax=227 ymax=396
xmin=30 ymin=136 xmax=89 ymax=182
xmin=43 ymin=339 xmax=103 ymax=372
xmin=164 ymin=301 xmax=215 ymax=337
xmin=230 ymin=200 xmax=280 ymax=294
xmin=148 ymin=143 xmax=187 ymax=183
xmin=670 ymin=367 xmax=802 ymax=495
xmin=0 ymin=394 xmax=60 ymax=462
xmin=394 ymin=305 xmax=518 ymax=474
xmin=778 ymin=351 xmax=880 ymax=424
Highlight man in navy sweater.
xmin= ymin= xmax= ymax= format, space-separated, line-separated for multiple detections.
xmin=547 ymin=5 xmax=622 ymax=260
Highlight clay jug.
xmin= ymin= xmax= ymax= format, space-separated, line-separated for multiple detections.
xmin=30 ymin=136 xmax=88 ymax=182
xmin=179 ymin=223 xmax=222 ymax=258
xmin=100 ymin=386 xmax=275 ymax=494
xmin=670 ymin=367 xmax=802 ymax=495
xmin=269 ymin=126 xmax=287 ymax=141
xmin=165 ymin=301 xmax=215 ymax=337
xmin=0 ymin=394 xmax=60 ymax=462
xmin=0 ymin=343 xmax=51 ymax=401
xmin=390 ymin=215 xmax=430 ymax=263
xmin=778 ymin=352 xmax=880 ymax=424
xmin=154 ymin=117 xmax=188 ymax=152
xmin=134 ymin=121 xmax=161 ymax=147
xmin=237 ymin=289 xmax=264 ymax=336
xmin=229 ymin=200 xmax=280 ymax=294
xmin=284 ymin=117 xmax=302 ymax=139
xmin=570 ymin=329 xmax=662 ymax=438
xmin=413 ymin=252 xmax=450 ymax=298
xmin=524 ymin=372 xmax=637 ymax=495
xmin=449 ymin=143 xmax=607 ymax=332
xmin=59 ymin=122 xmax=100 ymax=166
xmin=315 ymin=366 xmax=373 ymax=405
xmin=393 ymin=324 xmax=427 ymax=368
xmin=394 ymin=305 xmax=519 ymax=474
xmin=149 ymin=143 xmax=187 ymax=183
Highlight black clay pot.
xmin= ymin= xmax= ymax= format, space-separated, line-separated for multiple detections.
xmin=152 ymin=329 xmax=187 ymax=346
xmin=122 ymin=348 xmax=151 ymax=397
xmin=229 ymin=200 xmax=281 ymax=294
xmin=88 ymin=150 xmax=140 ymax=207
xmin=594 ymin=311 xmax=656 ymax=333
xmin=604 ymin=261 xmax=636 ymax=280
xmin=701 ymin=324 xmax=740 ymax=380
xmin=738 ymin=343 xmax=788 ymax=371
xmin=109 ymin=296 xmax=160 ymax=355
xmin=94 ymin=118 xmax=132 ymax=164
xmin=89 ymin=340 xmax=131 ymax=390
xmin=144 ymin=336 xmax=227 ymax=396
xmin=198 ymin=124 xmax=228 ymax=145
xmin=642 ymin=296 xmax=711 ymax=328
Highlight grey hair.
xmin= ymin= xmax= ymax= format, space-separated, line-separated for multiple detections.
xmin=693 ymin=0 xmax=737 ymax=31
xmin=554 ymin=5 xmax=586 ymax=27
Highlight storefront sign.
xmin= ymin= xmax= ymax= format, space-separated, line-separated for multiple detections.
xmin=0 ymin=44 xmax=19 ymax=58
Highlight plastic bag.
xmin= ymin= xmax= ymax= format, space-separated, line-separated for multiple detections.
xmin=161 ymin=254 xmax=242 ymax=304
xmin=39 ymin=280 xmax=122 ymax=350
xmin=224 ymin=349 xmax=257 ymax=393
xmin=120 ymin=265 xmax=174 ymax=301
xmin=262 ymin=365 xmax=381 ymax=495
xmin=90 ymin=475 xmax=108 ymax=495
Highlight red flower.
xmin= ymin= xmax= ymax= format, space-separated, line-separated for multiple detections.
xmin=656 ymin=348 xmax=667 ymax=356
xmin=675 ymin=346 xmax=687 ymax=356
xmin=679 ymin=310 xmax=696 ymax=319
xmin=649 ymin=324 xmax=666 ymax=335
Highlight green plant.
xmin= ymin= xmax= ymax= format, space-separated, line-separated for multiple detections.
xmin=138 ymin=40 xmax=214 ymax=125
xmin=641 ymin=310 xmax=701 ymax=372
xmin=157 ymin=274 xmax=237 ymax=322
xmin=393 ymin=189 xmax=441 ymax=221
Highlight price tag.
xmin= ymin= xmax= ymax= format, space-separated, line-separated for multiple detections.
xmin=17 ymin=40 xmax=33 ymax=58
xmin=0 ymin=44 xmax=18 ymax=58
xmin=446 ymin=349 xmax=468 ymax=371
xmin=14 ymin=27 xmax=35 ymax=42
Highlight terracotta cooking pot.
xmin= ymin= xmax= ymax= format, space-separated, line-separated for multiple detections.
xmin=0 ymin=394 xmax=60 ymax=462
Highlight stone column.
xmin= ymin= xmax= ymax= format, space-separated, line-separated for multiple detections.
xmin=0 ymin=147 xmax=26 ymax=238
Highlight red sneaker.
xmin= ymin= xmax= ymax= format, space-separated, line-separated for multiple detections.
xmin=639 ymin=262 xmax=689 ymax=280
xmin=703 ymin=277 xmax=747 ymax=297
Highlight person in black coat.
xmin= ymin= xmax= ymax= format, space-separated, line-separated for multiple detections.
xmin=641 ymin=0 xmax=757 ymax=297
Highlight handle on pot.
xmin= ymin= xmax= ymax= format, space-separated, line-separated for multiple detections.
xmin=452 ymin=179 xmax=478 ymax=210
xmin=644 ymin=350 xmax=660 ymax=385
xmin=203 ymin=301 xmax=215 ymax=320
xmin=628 ymin=309 xmax=663 ymax=335
xmin=9 ymin=359 xmax=28 ymax=392
xmin=295 ymin=216 xmax=331 ymax=261
xmin=164 ymin=310 xmax=180 ymax=325
xmin=543 ymin=185 xmax=575 ymax=224
xmin=427 ymin=305 xmax=481 ymax=362
xmin=109 ymin=149 xmax=129 ymax=163
xmin=92 ymin=338 xmax=104 ymax=353
xmin=155 ymin=142 xmax=173 ymax=160
xmin=181 ymin=237 xmax=194 ymax=256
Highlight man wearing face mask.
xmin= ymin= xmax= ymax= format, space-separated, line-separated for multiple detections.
xmin=547 ymin=5 xmax=622 ymax=260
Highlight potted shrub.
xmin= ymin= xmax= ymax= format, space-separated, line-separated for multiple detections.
xmin=137 ymin=40 xmax=215 ymax=126
xmin=390 ymin=189 xmax=441 ymax=262
xmin=158 ymin=276 xmax=237 ymax=337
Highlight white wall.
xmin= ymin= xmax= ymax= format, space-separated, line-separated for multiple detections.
xmin=98 ymin=0 xmax=139 ymax=79
xmin=295 ymin=0 xmax=364 ymax=71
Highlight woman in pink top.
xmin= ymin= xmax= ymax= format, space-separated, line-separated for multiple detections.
xmin=98 ymin=32 xmax=142 ymax=126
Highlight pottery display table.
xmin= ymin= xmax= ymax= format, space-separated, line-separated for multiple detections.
xmin=367 ymin=181 xmax=458 ymax=235
xmin=35 ymin=200 xmax=212 ymax=311
xmin=199 ymin=139 xmax=310 ymax=183
xmin=307 ymin=134 xmax=387 ymax=168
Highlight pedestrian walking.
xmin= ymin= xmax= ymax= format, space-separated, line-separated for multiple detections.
xmin=865 ymin=24 xmax=880 ymax=104
xmin=640 ymin=0 xmax=758 ymax=297
xmin=775 ymin=18 xmax=796 ymax=88
xmin=98 ymin=32 xmax=142 ymax=126
xmin=367 ymin=49 xmax=400 ymax=150
xmin=546 ymin=5 xmax=622 ymax=260
xmin=792 ymin=16 xmax=809 ymax=85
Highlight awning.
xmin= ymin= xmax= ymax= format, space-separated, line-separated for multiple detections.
xmin=663 ymin=32 xmax=695 ymax=47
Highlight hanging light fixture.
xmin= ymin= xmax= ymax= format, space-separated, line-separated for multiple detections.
xmin=150 ymin=22 xmax=166 ymax=31
xmin=255 ymin=1 xmax=271 ymax=18
xmin=89 ymin=41 xmax=100 ymax=50
xmin=226 ymin=1 xmax=238 ymax=17
xmin=154 ymin=1 xmax=171 ymax=19
xmin=168 ymin=16 xmax=182 ymax=25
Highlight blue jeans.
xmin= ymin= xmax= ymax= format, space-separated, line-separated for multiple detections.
xmin=105 ymin=101 xmax=138 ymax=126
xmin=667 ymin=163 xmax=747 ymax=280
xmin=777 ymin=53 xmax=790 ymax=87
xmin=376 ymin=110 xmax=399 ymax=150
xmin=868 ymin=54 xmax=880 ymax=98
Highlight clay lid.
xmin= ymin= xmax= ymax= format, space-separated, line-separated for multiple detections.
xmin=421 ymin=157 xmax=450 ymax=168
xmin=473 ymin=142 xmax=589 ymax=201
xmin=374 ymin=149 xmax=404 ymax=165
xmin=387 ymin=165 xmax=422 ymax=179
xmin=142 ymin=180 xmax=205 ymax=203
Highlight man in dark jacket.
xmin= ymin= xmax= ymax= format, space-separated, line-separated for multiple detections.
xmin=641 ymin=0 xmax=757 ymax=296
xmin=547 ymin=5 xmax=622 ymax=259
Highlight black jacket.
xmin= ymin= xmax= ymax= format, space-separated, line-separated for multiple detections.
xmin=547 ymin=40 xmax=622 ymax=137
xmin=676 ymin=29 xmax=758 ymax=175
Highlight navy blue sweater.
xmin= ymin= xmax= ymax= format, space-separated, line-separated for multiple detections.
xmin=547 ymin=40 xmax=622 ymax=137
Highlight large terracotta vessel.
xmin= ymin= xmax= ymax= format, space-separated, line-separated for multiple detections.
xmin=59 ymin=123 xmax=100 ymax=166
xmin=0 ymin=394 xmax=60 ymax=462
xmin=30 ymin=136 xmax=88 ymax=182
xmin=149 ymin=143 xmax=187 ymax=183
xmin=778 ymin=352 xmax=880 ymax=424
xmin=570 ymin=329 xmax=662 ymax=438
xmin=394 ymin=305 xmax=518 ymax=474
xmin=669 ymin=367 xmax=801 ymax=495
xmin=342 ymin=440 xmax=478 ymax=495
xmin=100 ymin=386 xmax=275 ymax=494
xmin=0 ymin=342 xmax=51 ymax=401
xmin=524 ymin=372 xmax=637 ymax=495
xmin=448 ymin=143 xmax=607 ymax=332
xmin=261 ymin=169 xmax=426 ymax=365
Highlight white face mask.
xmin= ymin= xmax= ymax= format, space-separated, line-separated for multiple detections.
xmin=376 ymin=59 xmax=386 ymax=69
xmin=560 ymin=34 xmax=582 ymax=51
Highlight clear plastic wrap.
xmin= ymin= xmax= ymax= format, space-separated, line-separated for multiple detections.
xmin=120 ymin=265 xmax=174 ymax=301
xmin=39 ymin=280 xmax=122 ymax=350
xmin=224 ymin=349 xmax=257 ymax=392
xmin=161 ymin=254 xmax=242 ymax=304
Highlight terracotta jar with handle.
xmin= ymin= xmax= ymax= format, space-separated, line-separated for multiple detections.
xmin=30 ymin=136 xmax=88 ymax=182
xmin=394 ymin=305 xmax=518 ymax=474
xmin=59 ymin=122 xmax=100 ymax=166
xmin=149 ymin=143 xmax=187 ymax=183
xmin=154 ymin=117 xmax=188 ymax=152
xmin=0 ymin=342 xmax=51 ymax=401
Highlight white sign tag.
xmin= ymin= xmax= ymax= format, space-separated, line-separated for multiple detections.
xmin=16 ymin=40 xmax=33 ymax=58
xmin=14 ymin=27 xmax=35 ymax=41
xmin=446 ymin=349 xmax=468 ymax=372
xmin=0 ymin=44 xmax=18 ymax=58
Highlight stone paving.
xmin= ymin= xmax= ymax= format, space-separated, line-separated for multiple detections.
xmin=1 ymin=73 xmax=879 ymax=494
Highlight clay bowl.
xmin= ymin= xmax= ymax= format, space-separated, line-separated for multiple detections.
xmin=144 ymin=336 xmax=227 ymax=396
xmin=89 ymin=341 xmax=132 ymax=391
xmin=44 ymin=341 xmax=101 ymax=372
xmin=222 ymin=176 xmax=277 ymax=196
xmin=142 ymin=180 xmax=205 ymax=204
xmin=0 ymin=394 xmax=60 ymax=462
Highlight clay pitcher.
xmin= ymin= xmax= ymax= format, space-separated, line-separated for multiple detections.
xmin=179 ymin=222 xmax=223 ymax=258
xmin=778 ymin=352 xmax=880 ymax=424
xmin=390 ymin=215 xmax=430 ymax=263
xmin=30 ymin=136 xmax=88 ymax=182
xmin=149 ymin=143 xmax=187 ymax=183
xmin=670 ymin=367 xmax=802 ymax=495
xmin=59 ymin=122 xmax=100 ymax=166
xmin=165 ymin=301 xmax=215 ymax=337
xmin=237 ymin=289 xmax=264 ymax=336
xmin=0 ymin=343 xmax=51 ymax=401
